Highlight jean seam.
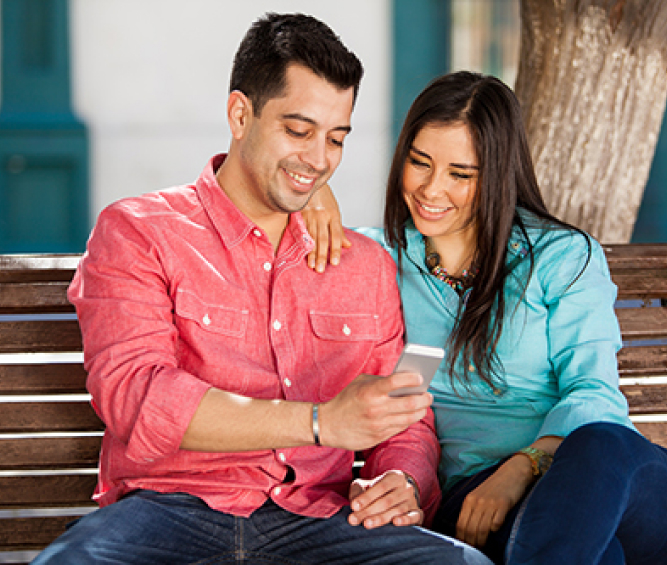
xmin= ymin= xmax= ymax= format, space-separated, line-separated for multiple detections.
xmin=505 ymin=478 xmax=539 ymax=563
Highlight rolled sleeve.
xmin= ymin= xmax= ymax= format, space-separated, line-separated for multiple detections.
xmin=69 ymin=204 xmax=211 ymax=462
xmin=538 ymin=235 xmax=632 ymax=439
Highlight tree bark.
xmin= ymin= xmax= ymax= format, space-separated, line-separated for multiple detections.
xmin=515 ymin=0 xmax=667 ymax=243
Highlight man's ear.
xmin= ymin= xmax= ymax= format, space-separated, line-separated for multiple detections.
xmin=227 ymin=90 xmax=253 ymax=140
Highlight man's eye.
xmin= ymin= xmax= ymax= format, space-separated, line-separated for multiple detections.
xmin=330 ymin=137 xmax=344 ymax=148
xmin=286 ymin=127 xmax=307 ymax=138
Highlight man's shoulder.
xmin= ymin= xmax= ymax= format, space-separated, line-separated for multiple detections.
xmin=103 ymin=185 xmax=199 ymax=221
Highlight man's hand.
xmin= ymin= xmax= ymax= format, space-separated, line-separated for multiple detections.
xmin=302 ymin=184 xmax=350 ymax=273
xmin=319 ymin=372 xmax=432 ymax=451
xmin=348 ymin=470 xmax=423 ymax=529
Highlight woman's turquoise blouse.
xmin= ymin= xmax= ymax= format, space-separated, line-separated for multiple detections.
xmin=358 ymin=214 xmax=634 ymax=493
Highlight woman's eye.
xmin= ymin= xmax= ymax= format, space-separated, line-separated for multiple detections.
xmin=408 ymin=156 xmax=428 ymax=168
xmin=451 ymin=171 xmax=474 ymax=180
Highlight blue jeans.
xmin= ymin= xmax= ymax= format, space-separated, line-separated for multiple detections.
xmin=32 ymin=490 xmax=492 ymax=564
xmin=507 ymin=422 xmax=667 ymax=564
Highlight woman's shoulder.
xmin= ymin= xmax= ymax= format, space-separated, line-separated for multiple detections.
xmin=514 ymin=209 xmax=597 ymax=258
xmin=351 ymin=227 xmax=397 ymax=257
xmin=514 ymin=210 xmax=610 ymax=293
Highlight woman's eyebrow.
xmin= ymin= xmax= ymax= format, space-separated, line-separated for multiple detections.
xmin=450 ymin=162 xmax=480 ymax=170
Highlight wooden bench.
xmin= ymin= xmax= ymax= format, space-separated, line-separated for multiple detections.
xmin=1 ymin=245 xmax=666 ymax=563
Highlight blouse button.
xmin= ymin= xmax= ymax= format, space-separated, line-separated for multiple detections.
xmin=342 ymin=324 xmax=352 ymax=336
xmin=468 ymin=364 xmax=475 ymax=372
xmin=203 ymin=314 xmax=211 ymax=326
xmin=511 ymin=242 xmax=520 ymax=250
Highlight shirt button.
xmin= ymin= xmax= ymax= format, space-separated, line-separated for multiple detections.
xmin=253 ymin=229 xmax=262 ymax=237
xmin=278 ymin=453 xmax=286 ymax=463
xmin=263 ymin=262 xmax=272 ymax=272
xmin=284 ymin=378 xmax=292 ymax=387
xmin=273 ymin=320 xmax=282 ymax=331
xmin=273 ymin=487 xmax=282 ymax=496
xmin=203 ymin=314 xmax=211 ymax=326
xmin=342 ymin=324 xmax=351 ymax=336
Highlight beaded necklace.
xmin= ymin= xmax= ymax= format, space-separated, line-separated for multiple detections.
xmin=424 ymin=238 xmax=478 ymax=295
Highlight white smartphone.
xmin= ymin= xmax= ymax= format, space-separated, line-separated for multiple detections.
xmin=388 ymin=343 xmax=445 ymax=397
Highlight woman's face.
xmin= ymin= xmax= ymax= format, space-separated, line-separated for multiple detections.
xmin=402 ymin=122 xmax=479 ymax=243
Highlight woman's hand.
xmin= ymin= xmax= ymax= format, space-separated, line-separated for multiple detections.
xmin=302 ymin=184 xmax=350 ymax=273
xmin=456 ymin=455 xmax=534 ymax=548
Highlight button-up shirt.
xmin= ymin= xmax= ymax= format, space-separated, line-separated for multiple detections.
xmin=359 ymin=213 xmax=634 ymax=492
xmin=68 ymin=154 xmax=441 ymax=520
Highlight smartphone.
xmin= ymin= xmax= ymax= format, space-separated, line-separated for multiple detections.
xmin=388 ymin=343 xmax=445 ymax=397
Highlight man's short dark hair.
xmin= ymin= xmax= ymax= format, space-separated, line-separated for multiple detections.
xmin=230 ymin=13 xmax=364 ymax=116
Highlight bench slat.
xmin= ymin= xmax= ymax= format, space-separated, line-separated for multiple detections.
xmin=0 ymin=436 xmax=102 ymax=470
xmin=617 ymin=345 xmax=667 ymax=377
xmin=604 ymin=244 xmax=667 ymax=269
xmin=611 ymin=270 xmax=667 ymax=300
xmin=0 ymin=475 xmax=97 ymax=509
xmin=616 ymin=307 xmax=667 ymax=340
xmin=0 ymin=515 xmax=81 ymax=552
xmin=0 ymin=255 xmax=79 ymax=283
xmin=633 ymin=421 xmax=667 ymax=447
xmin=0 ymin=364 xmax=87 ymax=395
xmin=622 ymin=385 xmax=667 ymax=414
xmin=0 ymin=282 xmax=75 ymax=313
xmin=0 ymin=321 xmax=82 ymax=353
xmin=0 ymin=402 xmax=103 ymax=434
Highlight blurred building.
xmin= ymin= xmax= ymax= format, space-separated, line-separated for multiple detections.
xmin=0 ymin=0 xmax=664 ymax=252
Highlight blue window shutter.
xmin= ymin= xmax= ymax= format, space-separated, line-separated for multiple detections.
xmin=0 ymin=0 xmax=89 ymax=252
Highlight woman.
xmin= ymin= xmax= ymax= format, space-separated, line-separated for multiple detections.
xmin=303 ymin=71 xmax=667 ymax=564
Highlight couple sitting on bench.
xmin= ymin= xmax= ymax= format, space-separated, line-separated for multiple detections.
xmin=34 ymin=12 xmax=667 ymax=565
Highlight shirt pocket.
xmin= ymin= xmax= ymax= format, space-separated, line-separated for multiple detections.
xmin=309 ymin=311 xmax=381 ymax=401
xmin=309 ymin=311 xmax=380 ymax=342
xmin=174 ymin=289 xmax=248 ymax=338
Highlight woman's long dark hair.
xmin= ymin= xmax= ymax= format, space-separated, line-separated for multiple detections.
xmin=385 ymin=71 xmax=590 ymax=389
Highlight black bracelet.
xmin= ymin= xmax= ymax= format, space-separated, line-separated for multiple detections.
xmin=404 ymin=473 xmax=420 ymax=507
xmin=312 ymin=403 xmax=321 ymax=446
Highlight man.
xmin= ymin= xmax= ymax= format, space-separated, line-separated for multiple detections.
xmin=34 ymin=13 xmax=491 ymax=564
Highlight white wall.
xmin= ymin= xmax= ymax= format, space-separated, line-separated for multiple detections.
xmin=70 ymin=0 xmax=391 ymax=228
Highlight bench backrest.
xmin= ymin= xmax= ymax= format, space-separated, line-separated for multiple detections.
xmin=0 ymin=245 xmax=666 ymax=562
xmin=0 ymin=255 xmax=101 ymax=564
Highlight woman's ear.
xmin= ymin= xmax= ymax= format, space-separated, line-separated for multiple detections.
xmin=227 ymin=90 xmax=252 ymax=140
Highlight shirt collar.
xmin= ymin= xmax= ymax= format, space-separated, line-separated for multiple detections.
xmin=195 ymin=153 xmax=314 ymax=255
xmin=403 ymin=215 xmax=530 ymax=267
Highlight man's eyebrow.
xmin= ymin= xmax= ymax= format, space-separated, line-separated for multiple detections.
xmin=282 ymin=113 xmax=352 ymax=133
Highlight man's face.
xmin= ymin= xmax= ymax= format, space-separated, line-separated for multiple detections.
xmin=233 ymin=64 xmax=355 ymax=221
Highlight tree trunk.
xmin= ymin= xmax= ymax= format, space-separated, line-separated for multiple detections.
xmin=515 ymin=0 xmax=667 ymax=243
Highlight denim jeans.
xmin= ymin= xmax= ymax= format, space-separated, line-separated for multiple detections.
xmin=506 ymin=422 xmax=667 ymax=564
xmin=434 ymin=423 xmax=667 ymax=565
xmin=432 ymin=459 xmax=526 ymax=565
xmin=32 ymin=490 xmax=492 ymax=564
